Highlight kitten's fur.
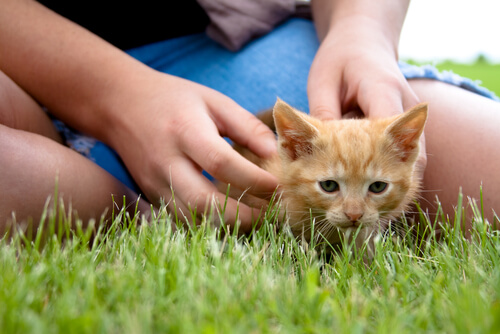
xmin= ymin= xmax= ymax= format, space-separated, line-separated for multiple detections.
xmin=236 ymin=99 xmax=427 ymax=251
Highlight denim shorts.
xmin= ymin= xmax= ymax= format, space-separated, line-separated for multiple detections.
xmin=54 ymin=18 xmax=499 ymax=193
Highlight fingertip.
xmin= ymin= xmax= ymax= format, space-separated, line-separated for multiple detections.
xmin=310 ymin=105 xmax=341 ymax=121
xmin=258 ymin=135 xmax=278 ymax=158
xmin=218 ymin=197 xmax=266 ymax=234
xmin=221 ymin=106 xmax=278 ymax=159
xmin=250 ymin=115 xmax=279 ymax=158
xmin=308 ymin=93 xmax=342 ymax=120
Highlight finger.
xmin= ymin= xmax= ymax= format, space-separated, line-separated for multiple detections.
xmin=212 ymin=102 xmax=278 ymax=160
xmin=139 ymin=160 xmax=199 ymax=226
xmin=166 ymin=197 xmax=193 ymax=227
xmin=168 ymin=159 xmax=266 ymax=233
xmin=180 ymin=127 xmax=278 ymax=198
xmin=365 ymin=93 xmax=404 ymax=118
xmin=366 ymin=87 xmax=419 ymax=118
xmin=211 ymin=191 xmax=267 ymax=234
xmin=307 ymin=61 xmax=343 ymax=120
xmin=358 ymin=75 xmax=420 ymax=119
xmin=416 ymin=135 xmax=427 ymax=174
xmin=221 ymin=182 xmax=271 ymax=210
xmin=358 ymin=83 xmax=404 ymax=119
xmin=308 ymin=86 xmax=343 ymax=120
xmin=402 ymin=86 xmax=421 ymax=112
xmin=161 ymin=185 xmax=195 ymax=226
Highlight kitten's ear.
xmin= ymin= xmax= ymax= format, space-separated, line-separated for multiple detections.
xmin=273 ymin=98 xmax=319 ymax=161
xmin=385 ymin=103 xmax=428 ymax=162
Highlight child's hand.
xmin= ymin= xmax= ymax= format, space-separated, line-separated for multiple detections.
xmin=307 ymin=17 xmax=427 ymax=176
xmin=108 ymin=74 xmax=279 ymax=231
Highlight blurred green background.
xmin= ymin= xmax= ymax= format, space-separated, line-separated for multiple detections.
xmin=409 ymin=57 xmax=500 ymax=97
xmin=438 ymin=60 xmax=500 ymax=96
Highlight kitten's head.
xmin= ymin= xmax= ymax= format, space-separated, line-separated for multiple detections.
xmin=272 ymin=99 xmax=427 ymax=245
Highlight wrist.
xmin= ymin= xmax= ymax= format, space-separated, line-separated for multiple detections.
xmin=325 ymin=15 xmax=401 ymax=59
xmin=97 ymin=65 xmax=159 ymax=150
xmin=313 ymin=0 xmax=409 ymax=56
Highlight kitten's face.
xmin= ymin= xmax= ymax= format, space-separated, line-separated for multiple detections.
xmin=271 ymin=100 xmax=427 ymax=245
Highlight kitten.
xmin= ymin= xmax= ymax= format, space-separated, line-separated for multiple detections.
xmin=235 ymin=99 xmax=427 ymax=252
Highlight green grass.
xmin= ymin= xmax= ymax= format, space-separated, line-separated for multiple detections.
xmin=405 ymin=57 xmax=500 ymax=97
xmin=437 ymin=61 xmax=500 ymax=97
xmin=2 ymin=192 xmax=500 ymax=333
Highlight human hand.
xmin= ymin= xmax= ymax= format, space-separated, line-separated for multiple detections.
xmin=107 ymin=73 xmax=279 ymax=232
xmin=307 ymin=17 xmax=427 ymax=174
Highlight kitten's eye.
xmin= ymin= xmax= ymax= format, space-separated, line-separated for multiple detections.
xmin=319 ymin=180 xmax=339 ymax=193
xmin=369 ymin=181 xmax=388 ymax=194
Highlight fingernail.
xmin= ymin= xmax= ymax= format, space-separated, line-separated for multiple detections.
xmin=262 ymin=137 xmax=278 ymax=157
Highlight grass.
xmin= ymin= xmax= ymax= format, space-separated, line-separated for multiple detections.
xmin=436 ymin=60 xmax=500 ymax=97
xmin=405 ymin=57 xmax=500 ymax=97
xmin=2 ymin=191 xmax=500 ymax=333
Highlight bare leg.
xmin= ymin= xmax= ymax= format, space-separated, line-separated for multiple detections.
xmin=0 ymin=71 xmax=151 ymax=234
xmin=409 ymin=79 xmax=500 ymax=229
xmin=0 ymin=70 xmax=62 ymax=142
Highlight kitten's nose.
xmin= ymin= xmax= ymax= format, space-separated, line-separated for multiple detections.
xmin=345 ymin=212 xmax=363 ymax=222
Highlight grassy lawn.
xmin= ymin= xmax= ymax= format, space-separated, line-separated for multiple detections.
xmin=406 ymin=58 xmax=500 ymax=97
xmin=2 ymin=193 xmax=500 ymax=333
xmin=2 ymin=61 xmax=500 ymax=333
xmin=435 ymin=60 xmax=500 ymax=96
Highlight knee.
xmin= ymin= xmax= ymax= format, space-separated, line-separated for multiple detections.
xmin=0 ymin=71 xmax=61 ymax=141
xmin=0 ymin=70 xmax=17 ymax=127
xmin=0 ymin=70 xmax=35 ymax=129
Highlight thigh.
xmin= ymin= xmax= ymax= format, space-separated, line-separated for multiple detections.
xmin=0 ymin=123 xmax=149 ymax=232
xmin=127 ymin=18 xmax=319 ymax=114
xmin=409 ymin=79 xmax=500 ymax=226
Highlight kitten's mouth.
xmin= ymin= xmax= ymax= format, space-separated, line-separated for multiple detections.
xmin=337 ymin=221 xmax=363 ymax=229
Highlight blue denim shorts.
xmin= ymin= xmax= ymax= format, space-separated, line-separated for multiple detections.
xmin=54 ymin=18 xmax=499 ymax=193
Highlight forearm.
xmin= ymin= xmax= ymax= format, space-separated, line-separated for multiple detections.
xmin=311 ymin=0 xmax=410 ymax=55
xmin=0 ymin=0 xmax=154 ymax=143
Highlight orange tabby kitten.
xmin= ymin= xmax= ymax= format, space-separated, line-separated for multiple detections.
xmin=238 ymin=99 xmax=427 ymax=251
